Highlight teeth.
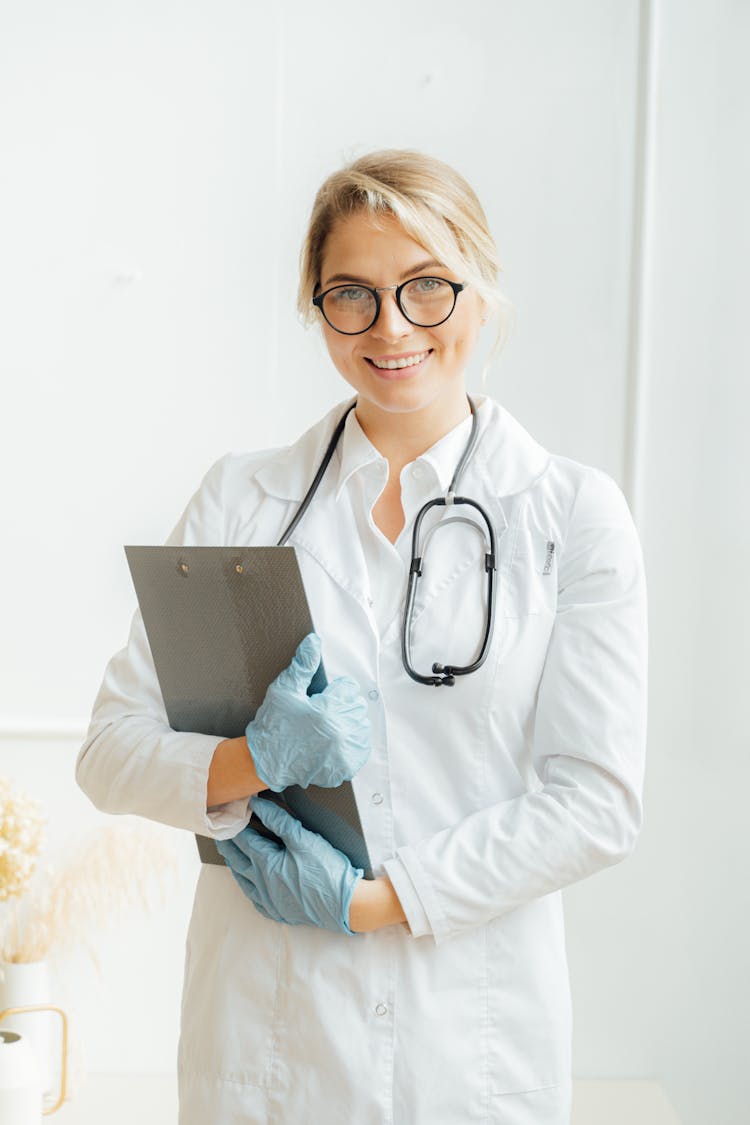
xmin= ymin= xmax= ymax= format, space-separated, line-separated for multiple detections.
xmin=370 ymin=350 xmax=430 ymax=370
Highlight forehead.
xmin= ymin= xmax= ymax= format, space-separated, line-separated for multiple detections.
xmin=320 ymin=211 xmax=432 ymax=275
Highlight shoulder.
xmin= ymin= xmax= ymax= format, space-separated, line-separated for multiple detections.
xmin=478 ymin=399 xmax=642 ymax=595
xmin=212 ymin=399 xmax=354 ymax=505
xmin=545 ymin=455 xmax=636 ymax=539
xmin=175 ymin=400 xmax=353 ymax=543
xmin=478 ymin=396 xmax=636 ymax=533
xmin=200 ymin=447 xmax=285 ymax=499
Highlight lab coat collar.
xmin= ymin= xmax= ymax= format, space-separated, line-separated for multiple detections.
xmin=252 ymin=395 xmax=551 ymax=504
xmin=468 ymin=395 xmax=552 ymax=499
xmin=252 ymin=400 xmax=354 ymax=504
xmin=333 ymin=408 xmax=383 ymax=500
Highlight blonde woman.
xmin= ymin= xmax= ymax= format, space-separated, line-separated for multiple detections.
xmin=76 ymin=149 xmax=648 ymax=1125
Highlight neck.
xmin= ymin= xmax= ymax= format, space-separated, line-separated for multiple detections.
xmin=355 ymin=388 xmax=474 ymax=473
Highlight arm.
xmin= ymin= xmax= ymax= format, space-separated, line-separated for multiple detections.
xmin=76 ymin=455 xmax=254 ymax=839
xmin=206 ymin=736 xmax=268 ymax=808
xmin=348 ymin=876 xmax=407 ymax=932
xmin=216 ymin=796 xmax=405 ymax=935
xmin=382 ymin=468 xmax=649 ymax=945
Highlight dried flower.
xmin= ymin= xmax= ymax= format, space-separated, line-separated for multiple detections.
xmin=0 ymin=775 xmax=46 ymax=902
xmin=0 ymin=820 xmax=179 ymax=968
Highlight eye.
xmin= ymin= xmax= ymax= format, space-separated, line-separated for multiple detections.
xmin=331 ymin=285 xmax=370 ymax=303
xmin=407 ymin=277 xmax=447 ymax=294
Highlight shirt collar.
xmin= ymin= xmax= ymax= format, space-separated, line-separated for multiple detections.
xmin=334 ymin=400 xmax=484 ymax=501
xmin=251 ymin=394 xmax=551 ymax=502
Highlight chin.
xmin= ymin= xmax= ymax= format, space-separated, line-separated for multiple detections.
xmin=360 ymin=381 xmax=460 ymax=415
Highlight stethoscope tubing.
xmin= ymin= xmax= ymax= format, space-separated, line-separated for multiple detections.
xmin=402 ymin=493 xmax=497 ymax=686
xmin=277 ymin=394 xmax=498 ymax=687
xmin=276 ymin=400 xmax=358 ymax=548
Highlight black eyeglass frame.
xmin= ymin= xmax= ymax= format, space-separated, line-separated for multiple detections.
xmin=312 ymin=277 xmax=467 ymax=335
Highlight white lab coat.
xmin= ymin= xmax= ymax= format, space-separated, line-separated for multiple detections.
xmin=76 ymin=394 xmax=648 ymax=1125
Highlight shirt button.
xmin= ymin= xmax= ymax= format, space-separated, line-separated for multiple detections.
xmin=371 ymin=792 xmax=384 ymax=806
xmin=375 ymin=1003 xmax=388 ymax=1017
xmin=368 ymin=688 xmax=379 ymax=701
xmin=411 ymin=465 xmax=424 ymax=480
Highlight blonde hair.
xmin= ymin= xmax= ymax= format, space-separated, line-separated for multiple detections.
xmin=297 ymin=149 xmax=514 ymax=384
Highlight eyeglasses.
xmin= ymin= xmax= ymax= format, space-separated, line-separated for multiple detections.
xmin=312 ymin=276 xmax=467 ymax=335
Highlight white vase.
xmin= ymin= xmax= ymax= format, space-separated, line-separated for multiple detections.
xmin=0 ymin=959 xmax=54 ymax=1096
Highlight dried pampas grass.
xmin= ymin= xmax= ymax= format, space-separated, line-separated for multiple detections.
xmin=0 ymin=821 xmax=179 ymax=969
xmin=0 ymin=775 xmax=46 ymax=901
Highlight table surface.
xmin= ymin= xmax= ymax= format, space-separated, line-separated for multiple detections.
xmin=49 ymin=1076 xmax=682 ymax=1124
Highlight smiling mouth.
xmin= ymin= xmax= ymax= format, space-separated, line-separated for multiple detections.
xmin=364 ymin=349 xmax=433 ymax=371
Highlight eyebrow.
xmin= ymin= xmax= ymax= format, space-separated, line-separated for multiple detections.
xmin=322 ymin=258 xmax=445 ymax=288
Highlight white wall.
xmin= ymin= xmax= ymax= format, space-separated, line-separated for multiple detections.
xmin=0 ymin=1 xmax=746 ymax=1121
xmin=624 ymin=2 xmax=749 ymax=1122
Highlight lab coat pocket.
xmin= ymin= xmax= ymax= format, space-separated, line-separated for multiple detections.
xmin=488 ymin=1082 xmax=571 ymax=1123
xmin=485 ymin=904 xmax=571 ymax=1097
xmin=501 ymin=526 xmax=558 ymax=619
xmin=178 ymin=866 xmax=283 ymax=1090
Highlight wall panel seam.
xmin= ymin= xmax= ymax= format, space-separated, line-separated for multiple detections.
xmin=624 ymin=0 xmax=658 ymax=528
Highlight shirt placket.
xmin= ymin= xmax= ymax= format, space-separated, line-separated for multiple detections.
xmin=353 ymin=461 xmax=444 ymax=865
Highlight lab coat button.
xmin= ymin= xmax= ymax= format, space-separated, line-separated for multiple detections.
xmin=375 ymin=1003 xmax=388 ymax=1016
xmin=368 ymin=689 xmax=379 ymax=701
xmin=371 ymin=792 xmax=384 ymax=806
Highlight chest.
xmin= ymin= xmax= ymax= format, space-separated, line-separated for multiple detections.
xmin=371 ymin=479 xmax=406 ymax=544
xmin=291 ymin=489 xmax=557 ymax=772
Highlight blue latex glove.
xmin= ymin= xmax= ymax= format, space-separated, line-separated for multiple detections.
xmin=247 ymin=632 xmax=371 ymax=792
xmin=216 ymin=796 xmax=363 ymax=936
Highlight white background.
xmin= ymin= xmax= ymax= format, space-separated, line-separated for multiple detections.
xmin=0 ymin=1 xmax=747 ymax=1122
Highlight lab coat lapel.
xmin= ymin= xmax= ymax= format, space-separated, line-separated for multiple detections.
xmin=251 ymin=401 xmax=373 ymax=618
xmin=467 ymin=395 xmax=552 ymax=513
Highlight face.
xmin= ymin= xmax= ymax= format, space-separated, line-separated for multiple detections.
xmin=316 ymin=210 xmax=485 ymax=426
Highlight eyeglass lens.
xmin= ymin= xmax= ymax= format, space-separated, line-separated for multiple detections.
xmin=322 ymin=278 xmax=455 ymax=333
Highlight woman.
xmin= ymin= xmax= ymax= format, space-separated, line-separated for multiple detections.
xmin=76 ymin=149 xmax=648 ymax=1125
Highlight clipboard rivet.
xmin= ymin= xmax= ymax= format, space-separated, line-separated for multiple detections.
xmin=179 ymin=562 xmax=189 ymax=574
xmin=235 ymin=563 xmax=244 ymax=574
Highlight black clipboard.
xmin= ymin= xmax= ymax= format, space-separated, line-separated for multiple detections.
xmin=124 ymin=545 xmax=373 ymax=879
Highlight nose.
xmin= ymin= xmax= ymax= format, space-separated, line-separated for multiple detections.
xmin=370 ymin=288 xmax=412 ymax=341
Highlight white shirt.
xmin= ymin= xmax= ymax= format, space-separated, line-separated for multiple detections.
xmin=337 ymin=404 xmax=476 ymax=636
xmin=336 ymin=405 xmax=480 ymax=934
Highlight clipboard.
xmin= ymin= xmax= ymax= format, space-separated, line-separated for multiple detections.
xmin=124 ymin=545 xmax=373 ymax=879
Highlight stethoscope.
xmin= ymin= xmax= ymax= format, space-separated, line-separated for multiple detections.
xmin=277 ymin=393 xmax=498 ymax=687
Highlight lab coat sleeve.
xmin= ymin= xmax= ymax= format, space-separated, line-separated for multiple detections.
xmin=75 ymin=453 xmax=253 ymax=838
xmin=383 ymin=468 xmax=648 ymax=944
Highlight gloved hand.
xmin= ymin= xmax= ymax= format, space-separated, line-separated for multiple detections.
xmin=216 ymin=795 xmax=363 ymax=936
xmin=246 ymin=632 xmax=371 ymax=792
